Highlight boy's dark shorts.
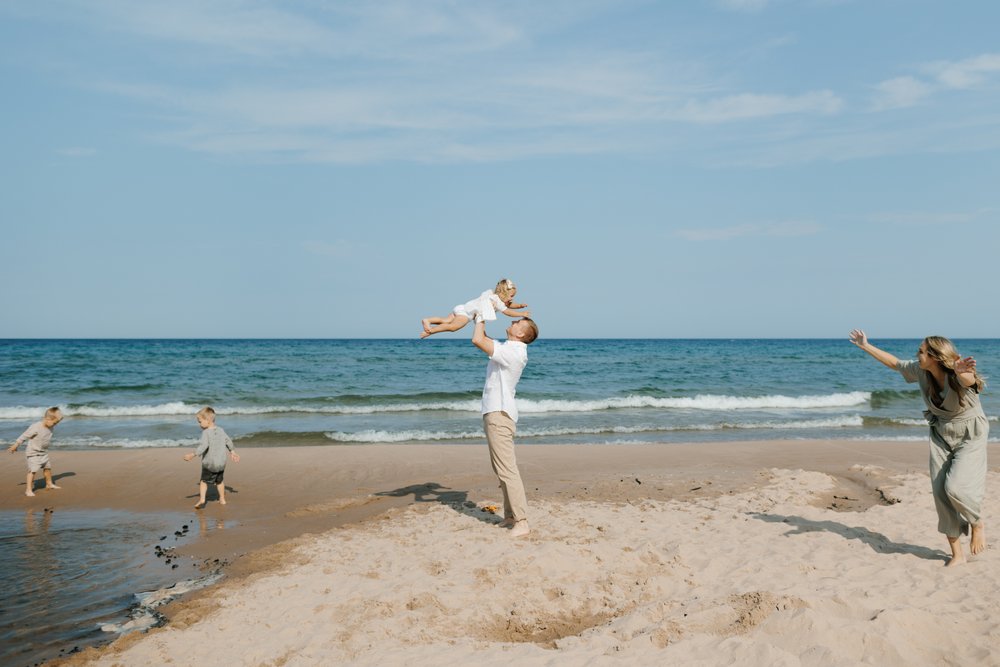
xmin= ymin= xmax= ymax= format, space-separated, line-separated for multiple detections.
xmin=200 ymin=468 xmax=225 ymax=484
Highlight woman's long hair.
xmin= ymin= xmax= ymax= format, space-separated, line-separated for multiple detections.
xmin=924 ymin=336 xmax=986 ymax=407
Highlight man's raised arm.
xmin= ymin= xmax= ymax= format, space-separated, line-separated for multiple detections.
xmin=471 ymin=317 xmax=494 ymax=356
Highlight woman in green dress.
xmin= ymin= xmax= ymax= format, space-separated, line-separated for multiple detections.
xmin=850 ymin=330 xmax=988 ymax=566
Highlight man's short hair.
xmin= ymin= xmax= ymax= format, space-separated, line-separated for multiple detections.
xmin=197 ymin=406 xmax=217 ymax=421
xmin=518 ymin=318 xmax=539 ymax=344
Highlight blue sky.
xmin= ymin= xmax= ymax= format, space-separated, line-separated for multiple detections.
xmin=1 ymin=0 xmax=998 ymax=338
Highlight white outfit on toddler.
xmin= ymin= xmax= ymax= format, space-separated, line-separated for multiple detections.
xmin=453 ymin=290 xmax=506 ymax=322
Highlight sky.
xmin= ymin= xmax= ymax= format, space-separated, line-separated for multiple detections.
xmin=1 ymin=0 xmax=998 ymax=339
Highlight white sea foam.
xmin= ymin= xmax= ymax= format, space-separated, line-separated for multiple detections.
xmin=59 ymin=437 xmax=199 ymax=449
xmin=0 ymin=391 xmax=873 ymax=420
xmin=324 ymin=416 xmax=869 ymax=443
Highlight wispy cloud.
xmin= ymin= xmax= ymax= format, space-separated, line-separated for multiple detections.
xmin=871 ymin=52 xmax=1000 ymax=111
xmin=871 ymin=76 xmax=932 ymax=111
xmin=675 ymin=221 xmax=822 ymax=241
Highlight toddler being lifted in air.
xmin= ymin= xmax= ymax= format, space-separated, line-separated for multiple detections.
xmin=421 ymin=278 xmax=530 ymax=338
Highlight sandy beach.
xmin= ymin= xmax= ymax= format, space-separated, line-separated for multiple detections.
xmin=5 ymin=439 xmax=995 ymax=666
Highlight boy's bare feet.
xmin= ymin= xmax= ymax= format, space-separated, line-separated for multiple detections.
xmin=194 ymin=502 xmax=206 ymax=510
xmin=971 ymin=522 xmax=986 ymax=555
xmin=509 ymin=520 xmax=530 ymax=538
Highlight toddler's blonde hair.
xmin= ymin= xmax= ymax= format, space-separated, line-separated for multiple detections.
xmin=197 ymin=406 xmax=217 ymax=421
xmin=43 ymin=407 xmax=62 ymax=425
xmin=494 ymin=278 xmax=517 ymax=302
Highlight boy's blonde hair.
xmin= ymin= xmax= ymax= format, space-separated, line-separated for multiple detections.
xmin=44 ymin=407 xmax=62 ymax=424
xmin=196 ymin=406 xmax=217 ymax=421
xmin=494 ymin=278 xmax=517 ymax=302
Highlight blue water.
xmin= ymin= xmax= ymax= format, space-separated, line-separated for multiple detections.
xmin=0 ymin=509 xmax=201 ymax=667
xmin=1 ymin=339 xmax=998 ymax=448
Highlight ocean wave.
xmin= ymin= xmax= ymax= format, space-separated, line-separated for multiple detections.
xmin=52 ymin=437 xmax=199 ymax=449
xmin=0 ymin=391 xmax=874 ymax=420
xmin=323 ymin=416 xmax=868 ymax=443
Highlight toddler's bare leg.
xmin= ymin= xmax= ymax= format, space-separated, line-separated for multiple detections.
xmin=421 ymin=315 xmax=449 ymax=333
xmin=43 ymin=468 xmax=60 ymax=489
xmin=195 ymin=481 xmax=208 ymax=509
xmin=218 ymin=483 xmax=227 ymax=504
xmin=420 ymin=314 xmax=469 ymax=338
xmin=25 ymin=471 xmax=35 ymax=497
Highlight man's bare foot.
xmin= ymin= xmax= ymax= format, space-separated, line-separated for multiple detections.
xmin=971 ymin=522 xmax=986 ymax=555
xmin=45 ymin=484 xmax=61 ymax=490
xmin=421 ymin=319 xmax=432 ymax=333
xmin=25 ymin=490 xmax=35 ymax=497
xmin=194 ymin=502 xmax=206 ymax=510
xmin=499 ymin=517 xmax=515 ymax=528
xmin=510 ymin=520 xmax=530 ymax=538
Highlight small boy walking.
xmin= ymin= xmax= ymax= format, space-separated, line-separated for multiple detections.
xmin=7 ymin=407 xmax=64 ymax=497
xmin=183 ymin=406 xmax=239 ymax=509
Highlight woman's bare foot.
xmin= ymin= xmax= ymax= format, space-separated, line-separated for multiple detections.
xmin=946 ymin=536 xmax=966 ymax=567
xmin=971 ymin=522 xmax=986 ymax=555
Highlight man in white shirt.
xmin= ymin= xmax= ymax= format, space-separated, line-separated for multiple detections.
xmin=472 ymin=315 xmax=539 ymax=538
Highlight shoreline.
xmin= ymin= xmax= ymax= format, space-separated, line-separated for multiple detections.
xmin=9 ymin=439 xmax=998 ymax=666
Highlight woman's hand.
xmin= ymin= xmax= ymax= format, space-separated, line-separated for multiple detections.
xmin=955 ymin=356 xmax=977 ymax=375
xmin=848 ymin=329 xmax=868 ymax=348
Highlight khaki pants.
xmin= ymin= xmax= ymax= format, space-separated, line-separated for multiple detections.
xmin=929 ymin=414 xmax=989 ymax=538
xmin=483 ymin=411 xmax=528 ymax=522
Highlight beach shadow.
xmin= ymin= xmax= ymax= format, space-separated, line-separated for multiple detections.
xmin=750 ymin=513 xmax=947 ymax=562
xmin=375 ymin=482 xmax=501 ymax=525
xmin=19 ymin=471 xmax=77 ymax=491
xmin=185 ymin=485 xmax=239 ymax=501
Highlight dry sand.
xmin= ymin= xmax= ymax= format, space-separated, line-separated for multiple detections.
xmin=8 ymin=440 xmax=999 ymax=666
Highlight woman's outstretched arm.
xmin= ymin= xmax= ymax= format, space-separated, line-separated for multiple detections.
xmin=849 ymin=329 xmax=900 ymax=369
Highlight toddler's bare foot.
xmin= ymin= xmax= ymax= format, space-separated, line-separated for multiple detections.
xmin=194 ymin=502 xmax=206 ymax=510
xmin=971 ymin=523 xmax=986 ymax=555
xmin=420 ymin=330 xmax=432 ymax=339
xmin=499 ymin=518 xmax=515 ymax=528
xmin=421 ymin=319 xmax=432 ymax=333
xmin=46 ymin=484 xmax=61 ymax=490
xmin=25 ymin=490 xmax=35 ymax=497
xmin=219 ymin=499 xmax=227 ymax=505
